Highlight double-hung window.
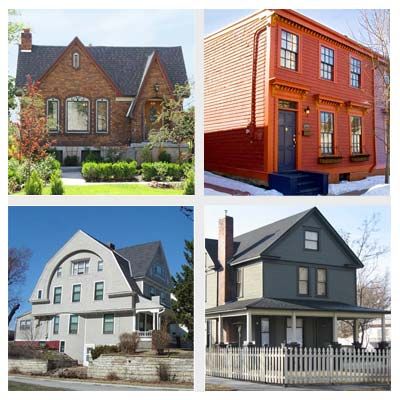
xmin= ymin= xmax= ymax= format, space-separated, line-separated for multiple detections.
xmin=69 ymin=315 xmax=78 ymax=334
xmin=46 ymin=98 xmax=59 ymax=132
xmin=280 ymin=30 xmax=298 ymax=70
xmin=72 ymin=284 xmax=81 ymax=302
xmin=320 ymin=111 xmax=334 ymax=155
xmin=97 ymin=260 xmax=104 ymax=272
xmin=20 ymin=320 xmax=32 ymax=331
xmin=53 ymin=315 xmax=60 ymax=334
xmin=103 ymin=314 xmax=114 ymax=334
xmin=94 ymin=282 xmax=104 ymax=300
xmin=66 ymin=96 xmax=89 ymax=133
xmin=53 ymin=286 xmax=62 ymax=304
xmin=320 ymin=46 xmax=334 ymax=80
xmin=305 ymin=230 xmax=319 ymax=250
xmin=298 ymin=267 xmax=309 ymax=295
xmin=72 ymin=260 xmax=89 ymax=275
xmin=351 ymin=116 xmax=362 ymax=154
xmin=236 ymin=268 xmax=243 ymax=298
xmin=350 ymin=57 xmax=361 ymax=88
xmin=96 ymin=99 xmax=108 ymax=133
xmin=317 ymin=269 xmax=327 ymax=296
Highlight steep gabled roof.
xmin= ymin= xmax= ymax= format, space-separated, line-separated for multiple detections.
xmin=16 ymin=39 xmax=187 ymax=96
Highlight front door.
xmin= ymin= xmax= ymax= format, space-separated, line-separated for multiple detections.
xmin=278 ymin=110 xmax=297 ymax=171
xmin=144 ymin=100 xmax=162 ymax=140
xmin=83 ymin=344 xmax=95 ymax=367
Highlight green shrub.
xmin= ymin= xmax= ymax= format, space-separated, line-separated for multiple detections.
xmin=81 ymin=162 xmax=98 ymax=181
xmin=141 ymin=162 xmax=157 ymax=181
xmin=158 ymin=149 xmax=171 ymax=163
xmin=50 ymin=172 xmax=64 ymax=195
xmin=183 ymin=166 xmax=195 ymax=195
xmin=25 ymin=170 xmax=43 ymax=195
xmin=81 ymin=161 xmax=138 ymax=182
xmin=84 ymin=150 xmax=103 ymax=163
xmin=140 ymin=144 xmax=153 ymax=164
xmin=63 ymin=155 xmax=79 ymax=166
xmin=90 ymin=345 xmax=119 ymax=360
xmin=33 ymin=155 xmax=61 ymax=183
xmin=8 ymin=159 xmax=24 ymax=193
xmin=141 ymin=162 xmax=184 ymax=182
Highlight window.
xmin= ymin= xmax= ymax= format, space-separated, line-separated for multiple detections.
xmin=46 ymin=98 xmax=59 ymax=132
xmin=103 ymin=314 xmax=114 ymax=334
xmin=298 ymin=267 xmax=309 ymax=295
xmin=72 ymin=284 xmax=81 ymax=302
xmin=280 ymin=30 xmax=298 ymax=70
xmin=278 ymin=99 xmax=297 ymax=110
xmin=66 ymin=96 xmax=89 ymax=133
xmin=38 ymin=290 xmax=42 ymax=299
xmin=53 ymin=316 xmax=60 ymax=334
xmin=351 ymin=116 xmax=362 ymax=154
xmin=286 ymin=317 xmax=303 ymax=345
xmin=96 ymin=99 xmax=108 ymax=133
xmin=350 ymin=57 xmax=361 ymax=88
xmin=71 ymin=260 xmax=89 ymax=275
xmin=56 ymin=266 xmax=62 ymax=278
xmin=320 ymin=46 xmax=334 ymax=80
xmin=160 ymin=291 xmax=169 ymax=305
xmin=20 ymin=320 xmax=32 ymax=330
xmin=60 ymin=341 xmax=65 ymax=352
xmin=53 ymin=286 xmax=62 ymax=304
xmin=317 ymin=269 xmax=327 ymax=296
xmin=153 ymin=265 xmax=165 ymax=279
xmin=236 ymin=268 xmax=243 ymax=298
xmin=72 ymin=52 xmax=80 ymax=69
xmin=94 ymin=282 xmax=104 ymax=300
xmin=69 ymin=315 xmax=79 ymax=334
xmin=97 ymin=260 xmax=104 ymax=272
xmin=149 ymin=286 xmax=157 ymax=297
xmin=320 ymin=111 xmax=334 ymax=154
xmin=305 ymin=230 xmax=319 ymax=250
xmin=261 ymin=318 xmax=270 ymax=346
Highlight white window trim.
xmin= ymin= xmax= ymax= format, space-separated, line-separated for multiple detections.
xmin=97 ymin=260 xmax=104 ymax=272
xmin=102 ymin=313 xmax=115 ymax=334
xmin=94 ymin=280 xmax=105 ymax=301
xmin=53 ymin=315 xmax=60 ymax=335
xmin=68 ymin=314 xmax=79 ymax=335
xmin=96 ymin=98 xmax=109 ymax=134
xmin=46 ymin=98 xmax=60 ymax=132
xmin=56 ymin=266 xmax=62 ymax=278
xmin=37 ymin=289 xmax=42 ymax=299
xmin=304 ymin=230 xmax=319 ymax=251
xmin=71 ymin=259 xmax=90 ymax=276
xmin=53 ymin=285 xmax=63 ymax=304
xmin=72 ymin=52 xmax=80 ymax=69
xmin=71 ymin=283 xmax=82 ymax=303
xmin=65 ymin=96 xmax=90 ymax=133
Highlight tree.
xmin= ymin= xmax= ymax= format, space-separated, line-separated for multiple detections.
xmin=338 ymin=214 xmax=390 ymax=345
xmin=149 ymin=83 xmax=194 ymax=163
xmin=171 ymin=240 xmax=194 ymax=342
xmin=8 ymin=247 xmax=32 ymax=324
xmin=8 ymin=10 xmax=24 ymax=45
xmin=8 ymin=76 xmax=17 ymax=115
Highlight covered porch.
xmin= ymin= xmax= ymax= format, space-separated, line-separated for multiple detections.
xmin=135 ymin=308 xmax=174 ymax=340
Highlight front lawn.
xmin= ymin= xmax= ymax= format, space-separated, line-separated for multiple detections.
xmin=13 ymin=184 xmax=183 ymax=195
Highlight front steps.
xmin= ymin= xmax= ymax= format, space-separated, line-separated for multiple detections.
xmin=268 ymin=171 xmax=329 ymax=195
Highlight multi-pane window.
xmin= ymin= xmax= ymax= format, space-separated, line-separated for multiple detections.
xmin=351 ymin=116 xmax=362 ymax=154
xmin=286 ymin=317 xmax=303 ymax=345
xmin=56 ymin=266 xmax=62 ymax=278
xmin=72 ymin=284 xmax=81 ymax=302
xmin=320 ymin=111 xmax=334 ymax=154
xmin=20 ymin=320 xmax=32 ymax=330
xmin=94 ymin=282 xmax=104 ymax=300
xmin=280 ymin=30 xmax=298 ymax=70
xmin=53 ymin=315 xmax=60 ymax=334
xmin=66 ymin=96 xmax=89 ymax=132
xmin=69 ymin=315 xmax=79 ymax=334
xmin=96 ymin=99 xmax=108 ymax=133
xmin=71 ymin=260 xmax=89 ymax=275
xmin=320 ymin=46 xmax=334 ymax=80
xmin=53 ymin=286 xmax=62 ymax=304
xmin=350 ymin=58 xmax=361 ymax=88
xmin=317 ymin=269 xmax=327 ymax=296
xmin=298 ymin=267 xmax=309 ymax=295
xmin=46 ymin=98 xmax=59 ymax=132
xmin=97 ymin=260 xmax=104 ymax=272
xmin=103 ymin=314 xmax=114 ymax=334
xmin=305 ymin=230 xmax=319 ymax=250
xmin=236 ymin=268 xmax=243 ymax=298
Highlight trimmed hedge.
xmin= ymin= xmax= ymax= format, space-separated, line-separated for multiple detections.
xmin=141 ymin=162 xmax=186 ymax=182
xmin=82 ymin=161 xmax=138 ymax=182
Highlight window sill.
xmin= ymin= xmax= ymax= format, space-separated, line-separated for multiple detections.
xmin=318 ymin=155 xmax=343 ymax=164
xmin=350 ymin=154 xmax=370 ymax=162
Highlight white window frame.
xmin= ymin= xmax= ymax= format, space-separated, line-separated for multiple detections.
xmin=103 ymin=313 xmax=114 ymax=334
xmin=20 ymin=319 xmax=32 ymax=331
xmin=56 ymin=266 xmax=62 ymax=278
xmin=46 ymin=98 xmax=60 ymax=132
xmin=72 ymin=52 xmax=80 ymax=69
xmin=53 ymin=315 xmax=60 ymax=335
xmin=317 ymin=268 xmax=327 ymax=296
xmin=286 ymin=317 xmax=303 ymax=345
xmin=53 ymin=286 xmax=63 ymax=304
xmin=72 ymin=283 xmax=82 ymax=303
xmin=96 ymin=98 xmax=109 ymax=133
xmin=304 ymin=230 xmax=319 ymax=250
xmin=97 ymin=260 xmax=104 ymax=272
xmin=65 ymin=96 xmax=90 ymax=133
xmin=68 ymin=314 xmax=79 ymax=335
xmin=236 ymin=268 xmax=243 ymax=298
xmin=94 ymin=280 xmax=105 ymax=301
xmin=37 ymin=290 xmax=42 ymax=299
xmin=298 ymin=267 xmax=309 ymax=295
xmin=71 ymin=259 xmax=89 ymax=276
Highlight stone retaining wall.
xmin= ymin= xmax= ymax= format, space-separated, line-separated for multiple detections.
xmin=87 ymin=354 xmax=193 ymax=383
xmin=8 ymin=358 xmax=77 ymax=374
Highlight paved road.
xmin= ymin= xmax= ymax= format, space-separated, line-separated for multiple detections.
xmin=206 ymin=376 xmax=390 ymax=391
xmin=9 ymin=375 xmax=189 ymax=391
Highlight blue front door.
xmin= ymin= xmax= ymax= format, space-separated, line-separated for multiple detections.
xmin=278 ymin=110 xmax=297 ymax=171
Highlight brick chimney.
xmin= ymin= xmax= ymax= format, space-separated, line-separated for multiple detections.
xmin=217 ymin=214 xmax=234 ymax=305
xmin=21 ymin=28 xmax=32 ymax=52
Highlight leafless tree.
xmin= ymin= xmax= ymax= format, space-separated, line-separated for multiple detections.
xmin=338 ymin=214 xmax=390 ymax=345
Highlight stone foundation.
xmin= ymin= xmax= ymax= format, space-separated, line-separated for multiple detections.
xmin=8 ymin=358 xmax=77 ymax=374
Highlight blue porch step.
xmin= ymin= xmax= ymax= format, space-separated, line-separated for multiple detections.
xmin=268 ymin=171 xmax=329 ymax=196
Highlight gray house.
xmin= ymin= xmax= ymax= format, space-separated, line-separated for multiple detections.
xmin=14 ymin=230 xmax=176 ymax=364
xmin=205 ymin=208 xmax=389 ymax=348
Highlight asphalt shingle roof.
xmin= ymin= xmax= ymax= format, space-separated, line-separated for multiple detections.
xmin=16 ymin=44 xmax=188 ymax=95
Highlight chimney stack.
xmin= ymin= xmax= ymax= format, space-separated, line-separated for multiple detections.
xmin=21 ymin=28 xmax=32 ymax=52
xmin=217 ymin=214 xmax=234 ymax=305
xmin=108 ymin=243 xmax=115 ymax=250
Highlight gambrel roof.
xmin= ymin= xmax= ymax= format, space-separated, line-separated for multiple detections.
xmin=16 ymin=38 xmax=187 ymax=96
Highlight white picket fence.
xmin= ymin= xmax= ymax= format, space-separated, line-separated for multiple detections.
xmin=206 ymin=346 xmax=391 ymax=385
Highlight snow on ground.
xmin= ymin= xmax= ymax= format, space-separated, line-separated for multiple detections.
xmin=328 ymin=175 xmax=386 ymax=195
xmin=362 ymin=184 xmax=390 ymax=196
xmin=204 ymin=188 xmax=230 ymax=196
xmin=204 ymin=172 xmax=283 ymax=196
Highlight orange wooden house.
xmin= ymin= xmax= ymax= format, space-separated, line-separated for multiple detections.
xmin=204 ymin=10 xmax=385 ymax=194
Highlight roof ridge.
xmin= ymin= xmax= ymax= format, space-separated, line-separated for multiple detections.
xmin=117 ymin=240 xmax=161 ymax=252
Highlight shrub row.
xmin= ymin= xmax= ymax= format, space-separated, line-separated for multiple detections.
xmin=141 ymin=162 xmax=190 ymax=182
xmin=82 ymin=161 xmax=138 ymax=182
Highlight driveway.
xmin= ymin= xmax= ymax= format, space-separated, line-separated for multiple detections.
xmin=206 ymin=376 xmax=390 ymax=391
xmin=9 ymin=375 xmax=189 ymax=391
xmin=61 ymin=167 xmax=86 ymax=185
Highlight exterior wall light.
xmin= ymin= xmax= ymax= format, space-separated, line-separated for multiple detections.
xmin=154 ymin=83 xmax=160 ymax=93
xmin=305 ymin=106 xmax=310 ymax=115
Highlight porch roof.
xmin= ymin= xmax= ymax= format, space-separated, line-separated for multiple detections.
xmin=206 ymin=297 xmax=389 ymax=315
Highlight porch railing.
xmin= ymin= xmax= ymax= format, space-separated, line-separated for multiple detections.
xmin=137 ymin=330 xmax=153 ymax=338
xmin=206 ymin=346 xmax=391 ymax=385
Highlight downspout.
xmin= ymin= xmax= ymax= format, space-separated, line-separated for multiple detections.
xmin=246 ymin=25 xmax=267 ymax=141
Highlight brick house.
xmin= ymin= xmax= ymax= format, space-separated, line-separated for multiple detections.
xmin=204 ymin=10 xmax=388 ymax=191
xmin=16 ymin=29 xmax=188 ymax=163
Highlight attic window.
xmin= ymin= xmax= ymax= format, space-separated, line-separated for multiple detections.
xmin=304 ymin=230 xmax=319 ymax=250
xmin=72 ymin=52 xmax=80 ymax=69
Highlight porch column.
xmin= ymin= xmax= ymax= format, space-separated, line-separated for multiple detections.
xmin=381 ymin=315 xmax=386 ymax=342
xmin=144 ymin=313 xmax=148 ymax=331
xmin=152 ymin=312 xmax=156 ymax=331
xmin=132 ymin=313 xmax=136 ymax=331
xmin=332 ymin=313 xmax=338 ymax=342
xmin=353 ymin=319 xmax=359 ymax=343
xmin=218 ymin=315 xmax=223 ymax=343
xmin=246 ymin=312 xmax=253 ymax=343
xmin=291 ymin=312 xmax=297 ymax=343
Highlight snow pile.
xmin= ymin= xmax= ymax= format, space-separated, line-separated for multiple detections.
xmin=328 ymin=175 xmax=386 ymax=195
xmin=204 ymin=172 xmax=283 ymax=196
xmin=362 ymin=184 xmax=390 ymax=196
xmin=204 ymin=188 xmax=230 ymax=196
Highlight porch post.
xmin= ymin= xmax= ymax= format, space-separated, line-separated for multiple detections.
xmin=332 ymin=313 xmax=338 ymax=343
xmin=291 ymin=312 xmax=297 ymax=343
xmin=246 ymin=312 xmax=252 ymax=344
xmin=152 ymin=312 xmax=156 ymax=331
xmin=145 ymin=313 xmax=147 ymax=331
xmin=218 ymin=315 xmax=223 ymax=343
xmin=381 ymin=315 xmax=386 ymax=342
xmin=353 ymin=319 xmax=359 ymax=343
xmin=132 ymin=313 xmax=136 ymax=332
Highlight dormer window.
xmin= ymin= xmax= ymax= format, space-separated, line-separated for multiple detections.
xmin=72 ymin=52 xmax=80 ymax=69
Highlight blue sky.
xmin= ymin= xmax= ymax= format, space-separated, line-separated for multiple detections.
xmin=205 ymin=9 xmax=366 ymax=38
xmin=8 ymin=9 xmax=195 ymax=81
xmin=9 ymin=206 xmax=193 ymax=316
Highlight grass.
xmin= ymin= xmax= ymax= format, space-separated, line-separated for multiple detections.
xmin=14 ymin=184 xmax=184 ymax=195
xmin=8 ymin=381 xmax=67 ymax=391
